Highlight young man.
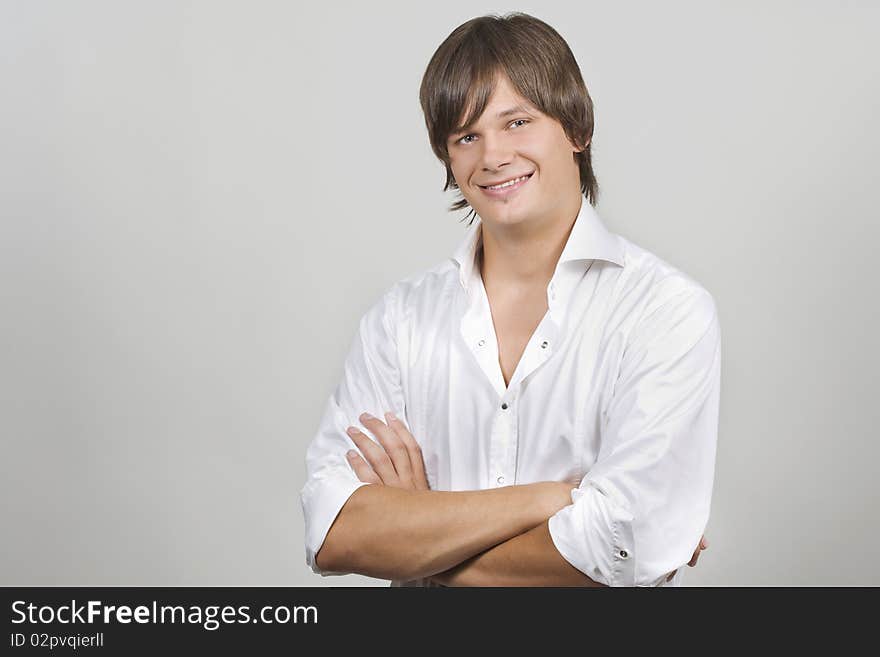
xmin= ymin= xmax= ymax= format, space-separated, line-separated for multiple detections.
xmin=299 ymin=13 xmax=719 ymax=587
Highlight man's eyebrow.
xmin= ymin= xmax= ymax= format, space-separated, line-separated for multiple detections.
xmin=495 ymin=104 xmax=533 ymax=119
xmin=451 ymin=104 xmax=534 ymax=136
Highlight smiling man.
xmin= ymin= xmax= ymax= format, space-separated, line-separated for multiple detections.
xmin=299 ymin=12 xmax=719 ymax=587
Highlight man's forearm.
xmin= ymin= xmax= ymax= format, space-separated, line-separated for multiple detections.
xmin=430 ymin=520 xmax=606 ymax=587
xmin=316 ymin=482 xmax=572 ymax=581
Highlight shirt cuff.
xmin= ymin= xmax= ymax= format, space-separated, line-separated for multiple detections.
xmin=300 ymin=468 xmax=372 ymax=576
xmin=548 ymin=478 xmax=636 ymax=586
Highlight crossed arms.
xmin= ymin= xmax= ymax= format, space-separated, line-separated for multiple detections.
xmin=315 ymin=477 xmax=589 ymax=585
xmin=315 ymin=412 xmax=705 ymax=586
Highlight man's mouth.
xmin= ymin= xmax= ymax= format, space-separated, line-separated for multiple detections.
xmin=478 ymin=172 xmax=534 ymax=196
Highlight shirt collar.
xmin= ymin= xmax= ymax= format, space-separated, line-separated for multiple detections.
xmin=451 ymin=196 xmax=625 ymax=293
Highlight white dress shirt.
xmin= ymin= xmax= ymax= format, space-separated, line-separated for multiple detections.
xmin=300 ymin=197 xmax=721 ymax=587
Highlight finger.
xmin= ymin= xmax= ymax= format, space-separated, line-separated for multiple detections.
xmin=360 ymin=413 xmax=414 ymax=487
xmin=666 ymin=569 xmax=677 ymax=582
xmin=701 ymin=535 xmax=709 ymax=550
xmin=347 ymin=426 xmax=400 ymax=485
xmin=346 ymin=450 xmax=381 ymax=484
xmin=385 ymin=412 xmax=430 ymax=490
xmin=688 ymin=535 xmax=707 ymax=567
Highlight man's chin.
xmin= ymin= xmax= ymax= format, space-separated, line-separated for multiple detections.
xmin=476 ymin=204 xmax=534 ymax=226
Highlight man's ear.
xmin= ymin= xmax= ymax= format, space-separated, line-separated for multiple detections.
xmin=572 ymin=136 xmax=591 ymax=154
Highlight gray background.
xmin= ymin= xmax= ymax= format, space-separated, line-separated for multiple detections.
xmin=1 ymin=1 xmax=877 ymax=586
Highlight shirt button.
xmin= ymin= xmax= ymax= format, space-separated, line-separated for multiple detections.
xmin=619 ymin=550 xmax=628 ymax=558
xmin=540 ymin=340 xmax=548 ymax=348
xmin=501 ymin=403 xmax=508 ymax=410
xmin=497 ymin=476 xmax=505 ymax=485
xmin=477 ymin=339 xmax=485 ymax=347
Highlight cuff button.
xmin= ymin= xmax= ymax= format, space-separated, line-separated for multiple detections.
xmin=619 ymin=550 xmax=628 ymax=558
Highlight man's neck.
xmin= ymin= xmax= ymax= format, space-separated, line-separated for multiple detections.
xmin=479 ymin=192 xmax=582 ymax=296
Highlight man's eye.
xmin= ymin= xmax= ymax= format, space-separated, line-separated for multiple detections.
xmin=455 ymin=119 xmax=529 ymax=146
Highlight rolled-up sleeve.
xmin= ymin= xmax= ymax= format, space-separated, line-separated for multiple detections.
xmin=299 ymin=286 xmax=407 ymax=576
xmin=548 ymin=286 xmax=721 ymax=586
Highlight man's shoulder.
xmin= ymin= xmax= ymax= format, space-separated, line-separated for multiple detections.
xmin=362 ymin=258 xmax=459 ymax=328
xmin=615 ymin=235 xmax=718 ymax=327
xmin=382 ymin=257 xmax=460 ymax=307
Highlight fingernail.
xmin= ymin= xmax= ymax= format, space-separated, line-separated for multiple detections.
xmin=386 ymin=411 xmax=397 ymax=422
xmin=360 ymin=412 xmax=374 ymax=421
xmin=346 ymin=450 xmax=356 ymax=458
xmin=346 ymin=426 xmax=359 ymax=436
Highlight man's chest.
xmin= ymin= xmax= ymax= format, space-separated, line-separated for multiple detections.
xmin=487 ymin=288 xmax=549 ymax=388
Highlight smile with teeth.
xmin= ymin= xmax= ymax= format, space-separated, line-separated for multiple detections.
xmin=481 ymin=173 xmax=532 ymax=190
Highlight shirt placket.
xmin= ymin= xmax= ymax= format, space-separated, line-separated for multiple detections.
xmin=488 ymin=387 xmax=518 ymax=488
xmin=461 ymin=275 xmax=563 ymax=489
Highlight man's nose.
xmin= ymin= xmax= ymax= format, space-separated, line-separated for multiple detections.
xmin=478 ymin=133 xmax=514 ymax=171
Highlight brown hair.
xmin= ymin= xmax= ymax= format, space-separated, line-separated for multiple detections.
xmin=419 ymin=12 xmax=599 ymax=225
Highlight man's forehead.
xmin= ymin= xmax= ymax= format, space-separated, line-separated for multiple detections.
xmin=455 ymin=79 xmax=538 ymax=132
xmin=477 ymin=74 xmax=532 ymax=110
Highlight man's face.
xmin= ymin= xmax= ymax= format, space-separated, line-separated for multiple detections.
xmin=446 ymin=72 xmax=585 ymax=230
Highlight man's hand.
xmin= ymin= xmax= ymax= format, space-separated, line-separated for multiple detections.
xmin=345 ymin=412 xmax=430 ymax=491
xmin=666 ymin=534 xmax=709 ymax=582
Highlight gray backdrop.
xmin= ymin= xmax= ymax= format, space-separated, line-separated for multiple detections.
xmin=2 ymin=1 xmax=877 ymax=586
